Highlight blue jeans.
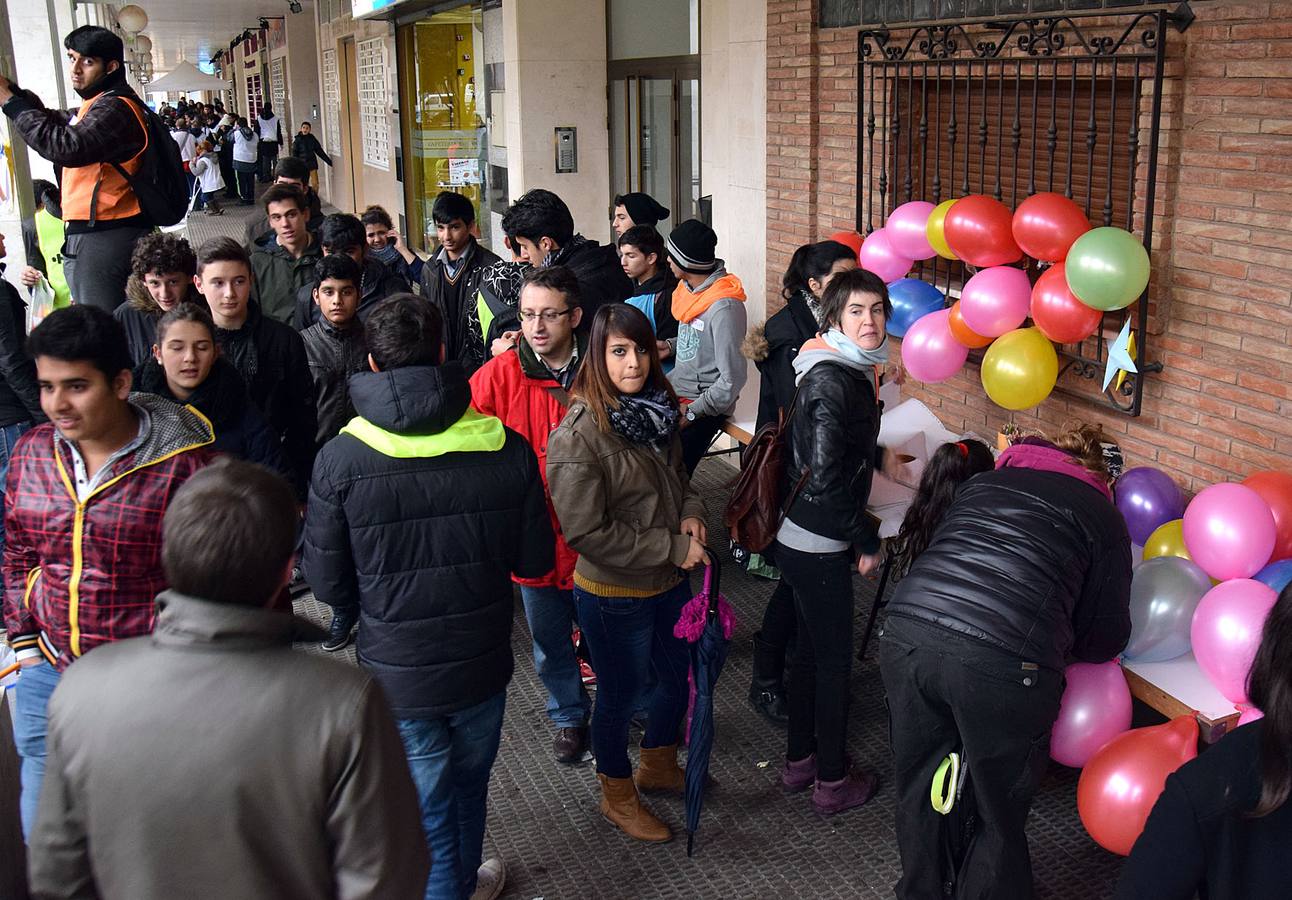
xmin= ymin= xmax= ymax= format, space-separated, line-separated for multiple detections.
xmin=11 ymin=659 xmax=60 ymax=838
xmin=397 ymin=691 xmax=506 ymax=900
xmin=574 ymin=580 xmax=691 ymax=778
xmin=0 ymin=420 xmax=32 ymax=554
xmin=519 ymin=585 xmax=590 ymax=728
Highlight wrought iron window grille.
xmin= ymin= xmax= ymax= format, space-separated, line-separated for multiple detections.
xmin=856 ymin=2 xmax=1194 ymax=416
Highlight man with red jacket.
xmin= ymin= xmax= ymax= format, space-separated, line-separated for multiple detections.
xmin=2 ymin=305 xmax=212 ymax=836
xmin=469 ymin=265 xmax=590 ymax=764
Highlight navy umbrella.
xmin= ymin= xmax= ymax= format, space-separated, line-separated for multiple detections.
xmin=673 ymin=558 xmax=736 ymax=857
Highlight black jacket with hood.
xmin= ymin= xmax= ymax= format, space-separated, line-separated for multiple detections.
xmin=557 ymin=238 xmax=633 ymax=322
xmin=885 ymin=461 xmax=1133 ymax=672
xmin=300 ymin=318 xmax=368 ymax=444
xmin=744 ymin=290 xmax=820 ymax=431
xmin=303 ymin=363 xmax=553 ymax=719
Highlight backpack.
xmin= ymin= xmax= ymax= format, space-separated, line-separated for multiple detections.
xmin=108 ymin=92 xmax=190 ymax=227
xmin=723 ymin=390 xmax=810 ymax=553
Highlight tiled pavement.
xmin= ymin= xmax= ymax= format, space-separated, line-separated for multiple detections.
xmin=185 ymin=199 xmax=1124 ymax=899
xmin=295 ymin=461 xmax=1125 ymax=900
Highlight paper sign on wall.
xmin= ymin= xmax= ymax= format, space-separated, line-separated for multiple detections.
xmin=449 ymin=158 xmax=481 ymax=185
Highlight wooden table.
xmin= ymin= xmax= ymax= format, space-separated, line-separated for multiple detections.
xmin=1122 ymin=654 xmax=1241 ymax=743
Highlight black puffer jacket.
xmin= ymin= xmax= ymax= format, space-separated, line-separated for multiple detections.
xmin=212 ymin=301 xmax=317 ymax=498
xmin=300 ymin=318 xmax=368 ymax=444
xmin=782 ymin=349 xmax=882 ymax=554
xmin=303 ymin=363 xmax=554 ymax=719
xmin=293 ymin=256 xmax=411 ymax=331
xmin=885 ymin=466 xmax=1133 ymax=672
xmin=561 ymin=239 xmax=633 ymax=320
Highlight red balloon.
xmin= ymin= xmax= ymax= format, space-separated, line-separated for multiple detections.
xmin=1077 ymin=715 xmax=1198 ymax=856
xmin=828 ymin=231 xmax=864 ymax=255
xmin=948 ymin=301 xmax=993 ymax=348
xmin=1012 ymin=192 xmax=1092 ymax=263
xmin=943 ymin=195 xmax=1022 ymax=267
xmin=1031 ymin=263 xmax=1103 ymax=344
xmin=1243 ymin=470 xmax=1292 ymax=562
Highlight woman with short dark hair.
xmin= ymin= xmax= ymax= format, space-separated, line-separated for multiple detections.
xmin=546 ymin=303 xmax=707 ymax=844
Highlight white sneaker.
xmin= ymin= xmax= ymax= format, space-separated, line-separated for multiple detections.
xmin=469 ymin=857 xmax=506 ymax=900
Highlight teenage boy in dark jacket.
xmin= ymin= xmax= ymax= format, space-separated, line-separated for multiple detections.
xmin=301 ymin=255 xmax=369 ymax=447
xmin=115 ymin=232 xmax=206 ymax=367
xmin=293 ymin=214 xmax=410 ymax=330
xmin=243 ymin=157 xmax=325 ymax=250
xmin=418 ymin=191 xmax=501 ymax=374
xmin=617 ymin=225 xmax=678 ymax=370
xmin=502 ymin=188 xmax=632 ymax=325
xmin=250 ymin=184 xmax=322 ymax=325
xmin=304 ymin=296 xmax=553 ymax=900
xmin=195 ymin=237 xmax=316 ymax=498
xmin=290 ymin=120 xmax=332 ymax=191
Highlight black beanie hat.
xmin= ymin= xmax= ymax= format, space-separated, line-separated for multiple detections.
xmin=64 ymin=26 xmax=125 ymax=66
xmin=666 ymin=219 xmax=718 ymax=274
xmin=618 ymin=192 xmax=670 ymax=228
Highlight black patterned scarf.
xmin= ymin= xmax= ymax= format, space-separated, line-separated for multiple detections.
xmin=608 ymin=388 xmax=680 ymax=448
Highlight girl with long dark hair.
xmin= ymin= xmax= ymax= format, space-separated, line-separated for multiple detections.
xmin=546 ymin=303 xmax=708 ymax=844
xmin=879 ymin=424 xmax=1133 ymax=898
xmin=773 ymin=267 xmax=890 ymax=816
xmin=888 ymin=438 xmax=995 ymax=577
xmin=1117 ymin=582 xmax=1292 ymax=899
xmin=742 ymin=239 xmax=857 ymax=726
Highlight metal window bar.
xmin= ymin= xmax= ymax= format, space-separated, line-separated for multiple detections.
xmin=856 ymin=4 xmax=1194 ymax=417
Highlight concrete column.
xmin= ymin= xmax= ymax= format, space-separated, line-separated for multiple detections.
xmin=285 ymin=1 xmax=321 ymax=136
xmin=502 ymin=0 xmax=611 ymax=242
xmin=701 ymin=0 xmax=768 ymax=322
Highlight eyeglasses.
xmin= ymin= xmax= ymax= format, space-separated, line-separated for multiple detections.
xmin=518 ymin=309 xmax=573 ymax=323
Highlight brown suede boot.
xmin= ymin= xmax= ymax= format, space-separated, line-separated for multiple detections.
xmin=598 ymin=773 xmax=672 ymax=842
xmin=634 ymin=743 xmax=686 ymax=793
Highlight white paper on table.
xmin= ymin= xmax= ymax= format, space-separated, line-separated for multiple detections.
xmin=1122 ymin=652 xmax=1239 ymax=723
xmin=877 ymin=398 xmax=961 ymax=487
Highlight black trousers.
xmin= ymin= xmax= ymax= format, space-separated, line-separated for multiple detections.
xmin=878 ymin=615 xmax=1064 ymax=900
xmin=679 ymin=413 xmax=726 ymax=475
xmin=759 ymin=578 xmax=797 ymax=662
xmin=775 ymin=542 xmax=855 ymax=781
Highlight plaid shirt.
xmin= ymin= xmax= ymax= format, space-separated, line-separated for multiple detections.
xmin=2 ymin=395 xmax=212 ymax=670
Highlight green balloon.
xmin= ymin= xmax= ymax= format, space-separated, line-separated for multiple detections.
xmin=1063 ymin=227 xmax=1150 ymax=312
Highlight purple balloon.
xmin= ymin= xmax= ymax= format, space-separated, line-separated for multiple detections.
xmin=1115 ymin=467 xmax=1185 ymax=546
xmin=886 ymin=201 xmax=937 ymax=260
xmin=1051 ymin=661 xmax=1133 ymax=768
xmin=858 ymin=228 xmax=915 ymax=284
xmin=1191 ymin=579 xmax=1277 ymax=704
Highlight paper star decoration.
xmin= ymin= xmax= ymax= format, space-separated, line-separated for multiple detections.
xmin=1103 ymin=318 xmax=1138 ymax=393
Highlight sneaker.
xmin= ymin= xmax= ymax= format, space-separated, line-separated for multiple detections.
xmin=321 ymin=610 xmax=356 ymax=652
xmin=579 ymin=658 xmax=597 ymax=686
xmin=553 ymin=726 xmax=590 ymax=765
xmin=469 ymin=857 xmax=506 ymax=900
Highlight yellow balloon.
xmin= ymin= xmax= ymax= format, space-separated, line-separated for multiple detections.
xmin=980 ymin=327 xmax=1059 ymax=410
xmin=926 ymin=199 xmax=960 ymax=261
xmin=1143 ymin=519 xmax=1190 ymax=562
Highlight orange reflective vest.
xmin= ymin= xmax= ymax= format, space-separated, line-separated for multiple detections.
xmin=60 ymin=93 xmax=148 ymax=225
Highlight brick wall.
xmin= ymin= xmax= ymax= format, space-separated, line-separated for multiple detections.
xmin=765 ymin=0 xmax=1292 ymax=492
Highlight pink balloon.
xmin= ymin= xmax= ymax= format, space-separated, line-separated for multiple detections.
xmin=858 ymin=228 xmax=915 ymax=284
xmin=886 ymin=201 xmax=937 ymax=260
xmin=1237 ymin=704 xmax=1264 ymax=726
xmin=900 ymin=308 xmax=969 ymax=383
xmin=1051 ymin=661 xmax=1133 ymax=768
xmin=959 ymin=266 xmax=1032 ymax=338
xmin=1190 ymin=579 xmax=1277 ymax=704
xmin=1182 ymin=483 xmax=1277 ymax=580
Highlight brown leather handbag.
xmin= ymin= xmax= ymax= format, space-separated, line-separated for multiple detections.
xmin=723 ymin=390 xmax=809 ymax=553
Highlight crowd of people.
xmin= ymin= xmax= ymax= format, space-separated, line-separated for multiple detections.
xmin=0 ymin=21 xmax=1288 ymax=900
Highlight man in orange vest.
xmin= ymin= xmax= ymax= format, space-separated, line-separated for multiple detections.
xmin=0 ymin=26 xmax=152 ymax=313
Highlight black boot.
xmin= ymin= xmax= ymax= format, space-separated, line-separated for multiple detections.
xmin=749 ymin=631 xmax=789 ymax=726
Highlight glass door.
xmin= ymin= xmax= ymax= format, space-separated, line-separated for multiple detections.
xmin=609 ymin=61 xmax=700 ymax=232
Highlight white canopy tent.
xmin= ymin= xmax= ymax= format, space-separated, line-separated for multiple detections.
xmin=143 ymin=60 xmax=230 ymax=94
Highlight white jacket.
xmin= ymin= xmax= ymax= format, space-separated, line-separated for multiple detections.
xmin=257 ymin=114 xmax=281 ymax=144
xmin=233 ymin=127 xmax=258 ymax=163
xmin=170 ymin=129 xmax=196 ymax=163
xmin=191 ymin=153 xmax=224 ymax=192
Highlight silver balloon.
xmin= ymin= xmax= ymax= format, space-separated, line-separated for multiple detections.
xmin=1123 ymin=556 xmax=1212 ymax=662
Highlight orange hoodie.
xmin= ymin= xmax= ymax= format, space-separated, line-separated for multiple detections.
xmin=671 ymin=273 xmax=747 ymax=324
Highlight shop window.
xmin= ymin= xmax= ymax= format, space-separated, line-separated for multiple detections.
xmin=357 ymin=38 xmax=390 ymax=171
